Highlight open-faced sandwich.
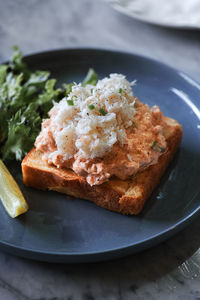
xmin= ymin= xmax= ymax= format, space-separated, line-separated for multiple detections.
xmin=22 ymin=73 xmax=182 ymax=214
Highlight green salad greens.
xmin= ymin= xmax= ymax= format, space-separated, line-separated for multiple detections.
xmin=0 ymin=47 xmax=98 ymax=161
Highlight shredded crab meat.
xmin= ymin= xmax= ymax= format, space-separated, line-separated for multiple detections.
xmin=35 ymin=74 xmax=167 ymax=186
xmin=35 ymin=73 xmax=136 ymax=160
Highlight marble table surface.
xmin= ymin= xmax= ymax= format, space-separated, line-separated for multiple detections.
xmin=0 ymin=0 xmax=200 ymax=299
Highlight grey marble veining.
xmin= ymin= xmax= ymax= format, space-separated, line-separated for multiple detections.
xmin=0 ymin=0 xmax=200 ymax=299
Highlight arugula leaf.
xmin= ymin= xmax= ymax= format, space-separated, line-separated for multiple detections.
xmin=36 ymin=79 xmax=62 ymax=117
xmin=0 ymin=65 xmax=7 ymax=86
xmin=9 ymin=46 xmax=30 ymax=80
xmin=62 ymin=82 xmax=74 ymax=95
xmin=0 ymin=47 xmax=56 ymax=160
xmin=2 ymin=103 xmax=41 ymax=161
xmin=62 ymin=69 xmax=98 ymax=94
xmin=82 ymin=68 xmax=98 ymax=87
xmin=0 ymin=107 xmax=9 ymax=144
xmin=24 ymin=70 xmax=50 ymax=88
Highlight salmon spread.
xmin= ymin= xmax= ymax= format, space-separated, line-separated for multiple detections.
xmin=35 ymin=74 xmax=167 ymax=186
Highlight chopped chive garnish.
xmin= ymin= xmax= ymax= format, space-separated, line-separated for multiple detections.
xmin=151 ymin=140 xmax=165 ymax=153
xmin=67 ymin=99 xmax=74 ymax=106
xmin=90 ymin=88 xmax=93 ymax=94
xmin=118 ymin=88 xmax=122 ymax=93
xmin=151 ymin=141 xmax=158 ymax=149
xmin=99 ymin=108 xmax=107 ymax=116
xmin=88 ymin=104 xmax=95 ymax=110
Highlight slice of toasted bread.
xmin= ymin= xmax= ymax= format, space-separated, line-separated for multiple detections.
xmin=22 ymin=117 xmax=182 ymax=215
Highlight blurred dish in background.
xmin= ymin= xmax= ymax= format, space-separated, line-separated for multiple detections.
xmin=106 ymin=0 xmax=200 ymax=29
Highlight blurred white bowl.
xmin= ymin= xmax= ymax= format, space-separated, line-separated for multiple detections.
xmin=106 ymin=0 xmax=200 ymax=29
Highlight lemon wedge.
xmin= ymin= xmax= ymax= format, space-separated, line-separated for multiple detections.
xmin=0 ymin=160 xmax=28 ymax=218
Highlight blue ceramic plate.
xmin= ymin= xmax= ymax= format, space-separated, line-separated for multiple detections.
xmin=0 ymin=49 xmax=200 ymax=263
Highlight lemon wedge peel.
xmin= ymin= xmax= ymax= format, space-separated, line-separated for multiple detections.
xmin=0 ymin=160 xmax=28 ymax=218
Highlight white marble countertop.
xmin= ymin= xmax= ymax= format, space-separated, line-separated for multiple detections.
xmin=0 ymin=0 xmax=200 ymax=299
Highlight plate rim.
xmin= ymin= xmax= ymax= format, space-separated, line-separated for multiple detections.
xmin=0 ymin=47 xmax=200 ymax=262
xmin=20 ymin=46 xmax=200 ymax=86
xmin=1 ymin=204 xmax=200 ymax=258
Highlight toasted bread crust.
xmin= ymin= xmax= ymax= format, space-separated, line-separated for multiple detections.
xmin=22 ymin=117 xmax=182 ymax=214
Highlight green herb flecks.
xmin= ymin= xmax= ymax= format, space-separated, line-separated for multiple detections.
xmin=67 ymin=99 xmax=74 ymax=106
xmin=99 ymin=108 xmax=107 ymax=116
xmin=118 ymin=88 xmax=122 ymax=93
xmin=88 ymin=104 xmax=95 ymax=110
xmin=151 ymin=141 xmax=165 ymax=153
xmin=151 ymin=141 xmax=158 ymax=149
